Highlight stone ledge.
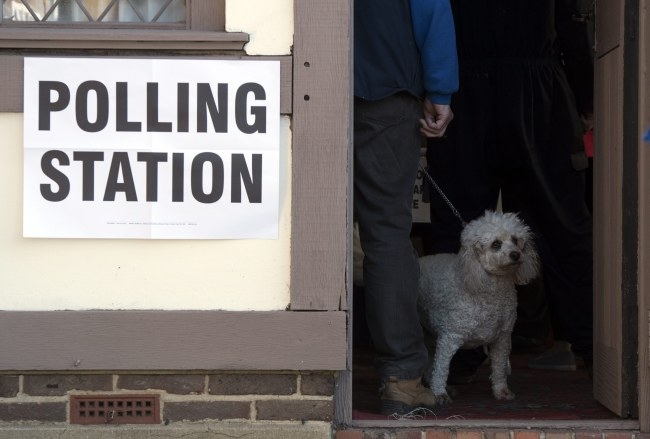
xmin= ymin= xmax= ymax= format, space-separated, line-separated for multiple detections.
xmin=0 ymin=421 xmax=332 ymax=439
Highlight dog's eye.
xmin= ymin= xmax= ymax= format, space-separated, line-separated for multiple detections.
xmin=491 ymin=240 xmax=502 ymax=250
xmin=511 ymin=236 xmax=519 ymax=246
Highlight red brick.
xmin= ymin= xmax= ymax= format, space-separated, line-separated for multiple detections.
xmin=484 ymin=431 xmax=511 ymax=439
xmin=336 ymin=431 xmax=364 ymax=439
xmin=576 ymin=433 xmax=602 ymax=439
xmin=427 ymin=429 xmax=453 ymax=439
xmin=604 ymin=434 xmax=634 ymax=439
xmin=396 ymin=432 xmax=424 ymax=439
xmin=362 ymin=432 xmax=395 ymax=439
xmin=23 ymin=374 xmax=112 ymax=396
xmin=514 ymin=432 xmax=540 ymax=439
xmin=117 ymin=374 xmax=204 ymax=394
xmin=457 ymin=431 xmax=483 ymax=439
xmin=546 ymin=432 xmax=572 ymax=439
xmin=164 ymin=401 xmax=250 ymax=422
xmin=209 ymin=373 xmax=297 ymax=395
xmin=0 ymin=402 xmax=66 ymax=422
xmin=301 ymin=373 xmax=335 ymax=396
xmin=256 ymin=399 xmax=333 ymax=421
xmin=0 ymin=376 xmax=19 ymax=397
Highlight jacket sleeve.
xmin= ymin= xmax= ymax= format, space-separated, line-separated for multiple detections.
xmin=410 ymin=0 xmax=459 ymax=105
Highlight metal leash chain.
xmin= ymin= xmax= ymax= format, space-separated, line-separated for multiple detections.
xmin=419 ymin=164 xmax=467 ymax=228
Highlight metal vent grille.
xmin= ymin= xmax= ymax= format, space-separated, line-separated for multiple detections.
xmin=70 ymin=395 xmax=160 ymax=425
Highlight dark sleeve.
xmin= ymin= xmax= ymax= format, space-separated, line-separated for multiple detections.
xmin=555 ymin=0 xmax=594 ymax=114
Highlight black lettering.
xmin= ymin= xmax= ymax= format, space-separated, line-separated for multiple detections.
xmin=147 ymin=82 xmax=172 ymax=132
xmin=197 ymin=83 xmax=228 ymax=133
xmin=191 ymin=152 xmax=224 ymax=203
xmin=39 ymin=81 xmax=70 ymax=131
xmin=116 ymin=82 xmax=142 ymax=132
xmin=103 ymin=152 xmax=137 ymax=201
xmin=40 ymin=150 xmax=70 ymax=202
xmin=172 ymin=153 xmax=184 ymax=202
xmin=231 ymin=153 xmax=262 ymax=203
xmin=137 ymin=152 xmax=168 ymax=202
xmin=76 ymin=81 xmax=109 ymax=132
xmin=177 ymin=83 xmax=189 ymax=133
xmin=73 ymin=151 xmax=104 ymax=201
xmin=235 ymin=82 xmax=267 ymax=134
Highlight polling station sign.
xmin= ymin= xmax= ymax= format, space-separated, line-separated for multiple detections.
xmin=23 ymin=57 xmax=280 ymax=239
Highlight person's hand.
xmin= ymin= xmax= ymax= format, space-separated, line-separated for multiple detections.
xmin=419 ymin=99 xmax=453 ymax=138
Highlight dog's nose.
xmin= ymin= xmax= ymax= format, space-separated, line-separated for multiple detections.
xmin=510 ymin=251 xmax=520 ymax=262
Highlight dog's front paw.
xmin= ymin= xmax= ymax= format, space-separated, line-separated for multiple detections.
xmin=435 ymin=392 xmax=453 ymax=406
xmin=493 ymin=387 xmax=515 ymax=400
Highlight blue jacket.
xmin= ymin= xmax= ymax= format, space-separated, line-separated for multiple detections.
xmin=354 ymin=0 xmax=458 ymax=105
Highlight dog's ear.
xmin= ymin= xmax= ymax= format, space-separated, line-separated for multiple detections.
xmin=457 ymin=239 xmax=490 ymax=293
xmin=515 ymin=238 xmax=540 ymax=285
xmin=472 ymin=241 xmax=483 ymax=258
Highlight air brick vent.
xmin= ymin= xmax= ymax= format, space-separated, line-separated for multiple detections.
xmin=70 ymin=394 xmax=160 ymax=425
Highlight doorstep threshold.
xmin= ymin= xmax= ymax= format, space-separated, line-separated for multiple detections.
xmin=350 ymin=419 xmax=640 ymax=430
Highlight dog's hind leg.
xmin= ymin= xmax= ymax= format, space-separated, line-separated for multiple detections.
xmin=488 ymin=334 xmax=515 ymax=400
xmin=429 ymin=335 xmax=463 ymax=405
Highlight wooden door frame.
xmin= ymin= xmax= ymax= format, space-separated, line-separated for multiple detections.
xmin=330 ymin=0 xmax=650 ymax=429
xmin=620 ymin=0 xmax=641 ymax=422
xmin=592 ymin=0 xmax=639 ymax=421
xmin=637 ymin=0 xmax=650 ymax=431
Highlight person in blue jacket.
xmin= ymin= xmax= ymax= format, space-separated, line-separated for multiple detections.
xmin=354 ymin=0 xmax=458 ymax=415
xmin=426 ymin=0 xmax=594 ymax=378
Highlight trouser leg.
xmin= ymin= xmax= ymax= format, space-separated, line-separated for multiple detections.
xmin=354 ymin=93 xmax=428 ymax=380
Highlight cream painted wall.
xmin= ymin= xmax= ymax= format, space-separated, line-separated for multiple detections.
xmin=226 ymin=0 xmax=293 ymax=55
xmin=0 ymin=114 xmax=292 ymax=311
xmin=0 ymin=3 xmax=294 ymax=311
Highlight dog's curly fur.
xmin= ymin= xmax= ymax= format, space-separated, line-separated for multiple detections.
xmin=417 ymin=210 xmax=540 ymax=405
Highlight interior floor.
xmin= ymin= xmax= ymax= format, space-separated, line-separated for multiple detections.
xmin=352 ymin=339 xmax=617 ymax=421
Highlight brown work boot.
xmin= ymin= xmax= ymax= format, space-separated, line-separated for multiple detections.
xmin=379 ymin=377 xmax=437 ymax=415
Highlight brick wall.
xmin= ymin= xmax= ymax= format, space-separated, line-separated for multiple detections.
xmin=0 ymin=372 xmax=334 ymax=424
xmin=2 ymin=373 xmax=645 ymax=438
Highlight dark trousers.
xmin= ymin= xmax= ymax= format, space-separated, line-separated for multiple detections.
xmin=425 ymin=63 xmax=594 ymax=362
xmin=354 ymin=93 xmax=428 ymax=380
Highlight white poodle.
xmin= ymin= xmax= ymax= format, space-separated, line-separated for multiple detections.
xmin=417 ymin=210 xmax=540 ymax=405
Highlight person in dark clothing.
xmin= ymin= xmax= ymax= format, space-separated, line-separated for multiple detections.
xmin=354 ymin=0 xmax=458 ymax=415
xmin=425 ymin=0 xmax=594 ymax=372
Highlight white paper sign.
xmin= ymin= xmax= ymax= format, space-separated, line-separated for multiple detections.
xmin=23 ymin=57 xmax=281 ymax=239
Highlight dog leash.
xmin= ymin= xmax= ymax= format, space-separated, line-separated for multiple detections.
xmin=419 ymin=164 xmax=468 ymax=228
